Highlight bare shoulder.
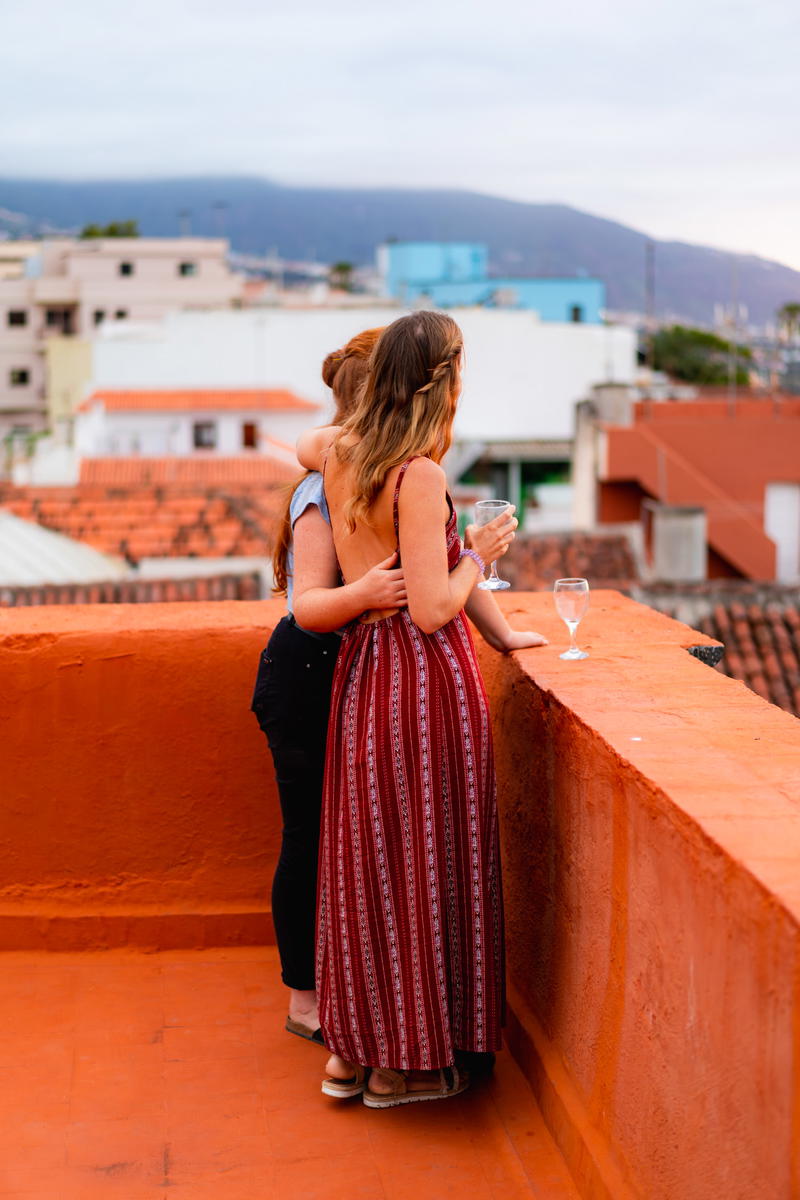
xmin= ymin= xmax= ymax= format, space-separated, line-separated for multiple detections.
xmin=400 ymin=456 xmax=446 ymax=497
xmin=297 ymin=424 xmax=340 ymax=471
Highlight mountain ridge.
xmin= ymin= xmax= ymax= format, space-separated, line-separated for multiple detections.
xmin=1 ymin=175 xmax=797 ymax=325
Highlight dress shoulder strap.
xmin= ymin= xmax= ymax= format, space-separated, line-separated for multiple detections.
xmin=392 ymin=457 xmax=419 ymax=543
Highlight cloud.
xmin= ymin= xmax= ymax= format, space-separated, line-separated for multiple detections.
xmin=1 ymin=0 xmax=798 ymax=267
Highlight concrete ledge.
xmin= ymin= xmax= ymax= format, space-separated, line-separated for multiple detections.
xmin=476 ymin=590 xmax=800 ymax=1200
xmin=0 ymin=909 xmax=274 ymax=952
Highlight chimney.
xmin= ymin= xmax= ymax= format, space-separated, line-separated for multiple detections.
xmin=643 ymin=501 xmax=706 ymax=582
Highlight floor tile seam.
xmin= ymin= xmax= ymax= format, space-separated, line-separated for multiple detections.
xmin=364 ymin=1115 xmax=402 ymax=1200
xmin=482 ymin=1080 xmax=552 ymax=1199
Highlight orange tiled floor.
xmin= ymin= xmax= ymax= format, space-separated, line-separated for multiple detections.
xmin=0 ymin=947 xmax=579 ymax=1199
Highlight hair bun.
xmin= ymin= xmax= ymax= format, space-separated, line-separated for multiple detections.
xmin=322 ymin=349 xmax=345 ymax=389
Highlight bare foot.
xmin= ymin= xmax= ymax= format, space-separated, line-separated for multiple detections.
xmin=325 ymin=1054 xmax=357 ymax=1080
xmin=368 ymin=1067 xmax=398 ymax=1095
xmin=288 ymin=988 xmax=319 ymax=1030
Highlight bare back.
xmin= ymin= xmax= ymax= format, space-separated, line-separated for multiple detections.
xmin=324 ymin=442 xmax=447 ymax=623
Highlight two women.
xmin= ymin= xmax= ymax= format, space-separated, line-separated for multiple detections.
xmin=294 ymin=312 xmax=546 ymax=1106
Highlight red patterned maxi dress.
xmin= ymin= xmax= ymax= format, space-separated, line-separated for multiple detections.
xmin=316 ymin=459 xmax=505 ymax=1071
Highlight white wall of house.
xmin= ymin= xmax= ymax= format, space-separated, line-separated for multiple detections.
xmin=91 ymin=308 xmax=637 ymax=443
xmin=74 ymin=407 xmax=307 ymax=458
xmin=765 ymin=482 xmax=800 ymax=582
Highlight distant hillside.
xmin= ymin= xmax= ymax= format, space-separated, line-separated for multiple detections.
xmin=2 ymin=176 xmax=798 ymax=325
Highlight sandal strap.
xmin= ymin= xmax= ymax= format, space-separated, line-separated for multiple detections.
xmin=441 ymin=1065 xmax=460 ymax=1094
xmin=324 ymin=1062 xmax=365 ymax=1086
xmin=373 ymin=1067 xmax=406 ymax=1092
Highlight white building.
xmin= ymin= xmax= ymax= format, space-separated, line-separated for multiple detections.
xmin=86 ymin=307 xmax=635 ymax=437
xmin=17 ymin=306 xmax=636 ymax=512
xmin=0 ymin=237 xmax=244 ymax=441
xmin=73 ymin=388 xmax=315 ymax=460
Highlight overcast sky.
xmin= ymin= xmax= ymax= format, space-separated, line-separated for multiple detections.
xmin=2 ymin=0 xmax=799 ymax=268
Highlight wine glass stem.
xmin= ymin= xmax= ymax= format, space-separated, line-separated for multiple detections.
xmin=568 ymin=621 xmax=579 ymax=652
xmin=489 ymin=560 xmax=500 ymax=582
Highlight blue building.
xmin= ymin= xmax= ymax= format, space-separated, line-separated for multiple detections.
xmin=377 ymin=241 xmax=604 ymax=324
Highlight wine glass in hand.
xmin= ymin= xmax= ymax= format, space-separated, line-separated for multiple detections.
xmin=553 ymin=578 xmax=589 ymax=660
xmin=475 ymin=500 xmax=512 ymax=591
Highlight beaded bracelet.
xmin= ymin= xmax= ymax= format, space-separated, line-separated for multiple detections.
xmin=459 ymin=547 xmax=486 ymax=576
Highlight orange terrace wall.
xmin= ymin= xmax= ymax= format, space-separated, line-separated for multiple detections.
xmin=477 ymin=591 xmax=800 ymax=1200
xmin=2 ymin=592 xmax=800 ymax=1198
xmin=0 ymin=600 xmax=286 ymax=949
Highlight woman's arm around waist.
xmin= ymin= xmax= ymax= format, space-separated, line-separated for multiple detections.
xmin=292 ymin=507 xmax=406 ymax=632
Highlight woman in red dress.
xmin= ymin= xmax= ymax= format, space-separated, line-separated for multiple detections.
xmin=301 ymin=311 xmax=545 ymax=1106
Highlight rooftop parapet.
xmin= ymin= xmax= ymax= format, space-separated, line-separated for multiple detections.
xmin=1 ymin=592 xmax=799 ymax=1198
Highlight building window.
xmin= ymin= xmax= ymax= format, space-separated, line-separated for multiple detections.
xmin=93 ymin=310 xmax=105 ymax=325
xmin=7 ymin=310 xmax=27 ymax=327
xmin=43 ymin=308 xmax=74 ymax=334
xmin=193 ymin=421 xmax=217 ymax=449
xmin=242 ymin=421 xmax=258 ymax=449
xmin=10 ymin=368 xmax=30 ymax=386
xmin=119 ymin=261 xmax=134 ymax=276
xmin=114 ymin=309 xmax=128 ymax=320
xmin=178 ymin=261 xmax=197 ymax=277
xmin=570 ymin=305 xmax=584 ymax=323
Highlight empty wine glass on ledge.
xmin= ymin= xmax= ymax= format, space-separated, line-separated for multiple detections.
xmin=553 ymin=578 xmax=589 ymax=660
xmin=475 ymin=499 xmax=512 ymax=590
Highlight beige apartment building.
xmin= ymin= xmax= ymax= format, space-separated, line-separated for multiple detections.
xmin=0 ymin=237 xmax=244 ymax=442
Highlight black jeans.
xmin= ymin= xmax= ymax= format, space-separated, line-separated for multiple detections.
xmin=251 ymin=615 xmax=340 ymax=991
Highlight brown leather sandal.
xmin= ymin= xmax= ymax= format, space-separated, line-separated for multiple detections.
xmin=362 ymin=1065 xmax=469 ymax=1109
xmin=321 ymin=1061 xmax=367 ymax=1099
xmin=285 ymin=1016 xmax=324 ymax=1045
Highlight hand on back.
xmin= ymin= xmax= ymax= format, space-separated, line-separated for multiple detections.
xmin=359 ymin=552 xmax=407 ymax=611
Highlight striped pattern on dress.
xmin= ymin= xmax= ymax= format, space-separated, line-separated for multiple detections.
xmin=316 ymin=458 xmax=505 ymax=1070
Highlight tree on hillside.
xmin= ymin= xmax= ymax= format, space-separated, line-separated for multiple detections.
xmin=80 ymin=220 xmax=139 ymax=238
xmin=777 ymin=302 xmax=800 ymax=341
xmin=329 ymin=261 xmax=354 ymax=291
xmin=651 ymin=325 xmax=751 ymax=386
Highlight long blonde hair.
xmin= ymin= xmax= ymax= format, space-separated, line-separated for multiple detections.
xmin=336 ymin=311 xmax=462 ymax=530
xmin=272 ymin=325 xmax=385 ymax=595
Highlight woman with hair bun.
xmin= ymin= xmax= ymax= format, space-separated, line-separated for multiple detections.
xmin=298 ymin=311 xmax=547 ymax=1106
xmin=250 ymin=327 xmax=404 ymax=1044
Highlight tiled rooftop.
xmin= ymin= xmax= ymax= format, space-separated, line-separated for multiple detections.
xmin=82 ymin=389 xmax=319 ymax=413
xmin=79 ymin=456 xmax=298 ymax=487
xmin=0 ymin=571 xmax=263 ymax=607
xmin=503 ymin=532 xmax=638 ymax=591
xmin=0 ymin=484 xmax=284 ymax=563
xmin=631 ymin=583 xmax=800 ymax=718
xmin=697 ymin=602 xmax=800 ymax=717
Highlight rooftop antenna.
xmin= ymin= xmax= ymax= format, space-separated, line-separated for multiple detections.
xmin=213 ymin=201 xmax=229 ymax=240
xmin=727 ymin=255 xmax=739 ymax=415
xmin=178 ymin=209 xmax=192 ymax=238
xmin=645 ymin=239 xmax=656 ymax=373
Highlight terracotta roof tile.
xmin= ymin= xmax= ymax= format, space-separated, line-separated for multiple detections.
xmin=81 ymin=389 xmax=319 ymax=413
xmin=1 ymin=571 xmax=262 ymax=607
xmin=503 ymin=532 xmax=639 ymax=591
xmin=0 ymin=478 xmax=286 ymax=564
xmin=670 ymin=596 xmax=800 ymax=718
xmin=79 ymin=455 xmax=298 ymax=486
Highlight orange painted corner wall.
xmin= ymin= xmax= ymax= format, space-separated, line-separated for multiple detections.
xmin=475 ymin=590 xmax=800 ymax=1200
xmin=0 ymin=600 xmax=286 ymax=948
